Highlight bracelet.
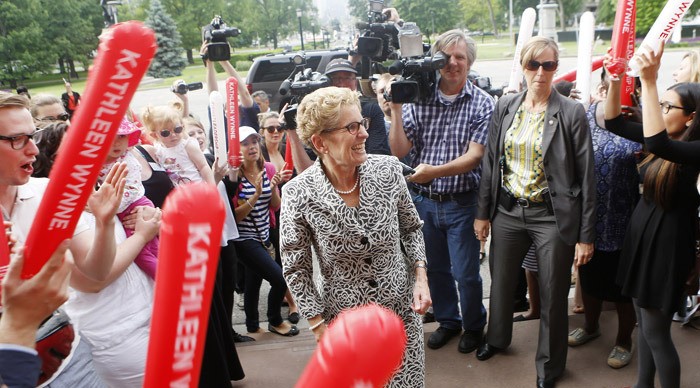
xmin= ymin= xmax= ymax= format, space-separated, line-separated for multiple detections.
xmin=415 ymin=262 xmax=427 ymax=270
xmin=309 ymin=319 xmax=325 ymax=331
xmin=246 ymin=200 xmax=254 ymax=209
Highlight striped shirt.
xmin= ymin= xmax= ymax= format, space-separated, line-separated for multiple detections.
xmin=401 ymin=80 xmax=494 ymax=194
xmin=503 ymin=105 xmax=548 ymax=202
xmin=234 ymin=170 xmax=272 ymax=242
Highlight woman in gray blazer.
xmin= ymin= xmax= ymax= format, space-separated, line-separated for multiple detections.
xmin=473 ymin=36 xmax=596 ymax=388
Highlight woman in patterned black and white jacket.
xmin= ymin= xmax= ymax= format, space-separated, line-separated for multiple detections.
xmin=280 ymin=87 xmax=432 ymax=388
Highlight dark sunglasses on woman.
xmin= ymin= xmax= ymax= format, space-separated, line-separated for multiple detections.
xmin=525 ymin=60 xmax=558 ymax=72
xmin=264 ymin=125 xmax=283 ymax=133
xmin=160 ymin=125 xmax=184 ymax=138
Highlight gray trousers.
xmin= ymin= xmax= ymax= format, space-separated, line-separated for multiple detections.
xmin=486 ymin=204 xmax=574 ymax=380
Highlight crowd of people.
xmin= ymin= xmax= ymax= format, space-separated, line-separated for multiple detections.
xmin=2 ymin=8 xmax=700 ymax=388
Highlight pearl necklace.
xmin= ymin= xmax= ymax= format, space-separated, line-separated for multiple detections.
xmin=333 ymin=173 xmax=360 ymax=195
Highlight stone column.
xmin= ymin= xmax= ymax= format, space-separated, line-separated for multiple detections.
xmin=537 ymin=1 xmax=559 ymax=42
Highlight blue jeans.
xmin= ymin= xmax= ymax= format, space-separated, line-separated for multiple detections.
xmin=413 ymin=191 xmax=486 ymax=331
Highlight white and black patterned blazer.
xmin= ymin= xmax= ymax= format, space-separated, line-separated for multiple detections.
xmin=280 ymin=154 xmax=426 ymax=321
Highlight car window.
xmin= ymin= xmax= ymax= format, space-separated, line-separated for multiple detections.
xmin=252 ymin=61 xmax=296 ymax=83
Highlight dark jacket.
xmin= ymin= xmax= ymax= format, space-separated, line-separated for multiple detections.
xmin=476 ymin=89 xmax=596 ymax=245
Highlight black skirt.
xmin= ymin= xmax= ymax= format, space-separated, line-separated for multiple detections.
xmin=579 ymin=249 xmax=630 ymax=303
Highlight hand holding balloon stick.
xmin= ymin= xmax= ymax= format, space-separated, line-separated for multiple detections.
xmin=507 ymin=8 xmax=537 ymax=92
xmin=295 ymin=304 xmax=407 ymax=388
xmin=143 ymin=183 xmax=225 ymax=388
xmin=607 ymin=0 xmax=637 ymax=77
xmin=21 ymin=21 xmax=156 ymax=279
xmin=628 ymin=0 xmax=696 ymax=77
xmin=226 ymin=77 xmax=240 ymax=168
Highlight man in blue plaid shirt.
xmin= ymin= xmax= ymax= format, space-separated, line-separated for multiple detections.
xmin=389 ymin=29 xmax=494 ymax=354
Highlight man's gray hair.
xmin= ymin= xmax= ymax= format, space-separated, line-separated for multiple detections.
xmin=432 ymin=29 xmax=477 ymax=66
xmin=251 ymin=91 xmax=269 ymax=101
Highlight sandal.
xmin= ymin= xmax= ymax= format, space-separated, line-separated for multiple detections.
xmin=567 ymin=327 xmax=600 ymax=346
xmin=268 ymin=323 xmax=299 ymax=337
xmin=288 ymin=312 xmax=300 ymax=324
xmin=607 ymin=345 xmax=633 ymax=369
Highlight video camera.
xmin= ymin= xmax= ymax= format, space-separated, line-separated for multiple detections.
xmin=278 ymin=55 xmax=331 ymax=129
xmin=384 ymin=24 xmax=445 ymax=103
xmin=355 ymin=0 xmax=400 ymax=62
xmin=171 ymin=80 xmax=204 ymax=94
xmin=202 ymin=15 xmax=241 ymax=62
xmin=468 ymin=70 xmax=503 ymax=99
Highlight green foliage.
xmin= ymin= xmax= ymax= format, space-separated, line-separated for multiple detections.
xmin=145 ymin=0 xmax=188 ymax=78
xmin=235 ymin=60 xmax=252 ymax=71
xmin=393 ymin=0 xmax=460 ymax=36
xmin=348 ymin=0 xmax=394 ymax=21
xmin=239 ymin=0 xmax=317 ymax=49
xmin=0 ymin=0 xmax=53 ymax=87
xmin=459 ymin=0 xmax=505 ymax=35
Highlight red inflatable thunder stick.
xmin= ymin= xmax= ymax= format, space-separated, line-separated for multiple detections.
xmin=553 ymin=57 xmax=604 ymax=84
xmin=296 ymin=304 xmax=407 ymax=388
xmin=226 ymin=77 xmax=240 ymax=168
xmin=143 ymin=183 xmax=225 ymax=388
xmin=0 ymin=222 xmax=10 ymax=300
xmin=608 ymin=0 xmax=637 ymax=107
xmin=21 ymin=22 xmax=156 ymax=279
xmin=284 ymin=137 xmax=294 ymax=173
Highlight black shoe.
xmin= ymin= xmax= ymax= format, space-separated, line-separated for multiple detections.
xmin=427 ymin=327 xmax=461 ymax=349
xmin=458 ymin=329 xmax=483 ymax=354
xmin=232 ymin=332 xmax=255 ymax=343
xmin=536 ymin=377 xmax=556 ymax=388
xmin=514 ymin=299 xmax=530 ymax=313
xmin=288 ymin=312 xmax=300 ymax=324
xmin=422 ymin=311 xmax=435 ymax=324
xmin=476 ymin=343 xmax=502 ymax=361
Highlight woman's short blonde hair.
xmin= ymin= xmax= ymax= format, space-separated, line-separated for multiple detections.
xmin=296 ymin=87 xmax=361 ymax=153
xmin=682 ymin=50 xmax=700 ymax=83
xmin=140 ymin=105 xmax=183 ymax=138
xmin=520 ymin=36 xmax=559 ymax=69
xmin=258 ymin=111 xmax=280 ymax=131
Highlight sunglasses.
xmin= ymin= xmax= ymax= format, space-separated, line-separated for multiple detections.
xmin=40 ymin=112 xmax=70 ymax=122
xmin=160 ymin=125 xmax=184 ymax=138
xmin=264 ymin=125 xmax=283 ymax=133
xmin=525 ymin=60 xmax=559 ymax=72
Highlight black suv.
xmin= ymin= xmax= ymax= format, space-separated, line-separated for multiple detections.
xmin=246 ymin=48 xmax=349 ymax=110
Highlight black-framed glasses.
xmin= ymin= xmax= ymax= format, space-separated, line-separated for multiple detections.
xmin=264 ymin=125 xmax=283 ymax=133
xmin=525 ymin=60 xmax=559 ymax=72
xmin=659 ymin=101 xmax=685 ymax=114
xmin=0 ymin=129 xmax=44 ymax=150
xmin=323 ymin=117 xmax=370 ymax=135
xmin=40 ymin=112 xmax=70 ymax=122
xmin=160 ymin=125 xmax=184 ymax=138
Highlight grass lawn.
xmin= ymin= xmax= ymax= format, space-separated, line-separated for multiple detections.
xmin=19 ymin=35 xmax=700 ymax=96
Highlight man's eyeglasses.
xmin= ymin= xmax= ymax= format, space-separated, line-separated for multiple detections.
xmin=0 ymin=129 xmax=44 ymax=150
xmin=160 ymin=125 xmax=184 ymax=138
xmin=525 ymin=60 xmax=559 ymax=72
xmin=659 ymin=101 xmax=685 ymax=114
xmin=323 ymin=117 xmax=370 ymax=135
xmin=264 ymin=125 xmax=283 ymax=133
xmin=40 ymin=112 xmax=70 ymax=122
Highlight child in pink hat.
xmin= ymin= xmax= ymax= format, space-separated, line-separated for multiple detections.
xmin=97 ymin=117 xmax=159 ymax=279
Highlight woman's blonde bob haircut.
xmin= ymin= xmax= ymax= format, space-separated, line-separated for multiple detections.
xmin=520 ymin=36 xmax=560 ymax=69
xmin=296 ymin=87 xmax=361 ymax=154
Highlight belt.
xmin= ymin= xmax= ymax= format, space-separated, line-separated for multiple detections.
xmin=410 ymin=185 xmax=470 ymax=202
xmin=499 ymin=188 xmax=548 ymax=209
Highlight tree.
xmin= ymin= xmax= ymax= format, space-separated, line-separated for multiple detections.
xmin=348 ymin=0 xmax=394 ymax=21
xmin=161 ymin=0 xmax=226 ymax=64
xmin=145 ymin=0 xmax=188 ymax=78
xmin=241 ymin=0 xmax=317 ymax=50
xmin=393 ymin=0 xmax=460 ymax=37
xmin=0 ymin=0 xmax=54 ymax=88
xmin=40 ymin=0 xmax=103 ymax=79
xmin=460 ymin=0 xmax=504 ymax=36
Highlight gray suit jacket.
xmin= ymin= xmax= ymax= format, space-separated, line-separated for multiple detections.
xmin=476 ymin=89 xmax=596 ymax=245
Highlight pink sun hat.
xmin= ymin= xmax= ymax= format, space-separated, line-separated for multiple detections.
xmin=118 ymin=117 xmax=142 ymax=147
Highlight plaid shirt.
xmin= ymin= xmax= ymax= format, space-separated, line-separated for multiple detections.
xmin=402 ymin=80 xmax=494 ymax=194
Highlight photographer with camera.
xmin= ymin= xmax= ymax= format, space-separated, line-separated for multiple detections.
xmin=388 ymin=29 xmax=494 ymax=354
